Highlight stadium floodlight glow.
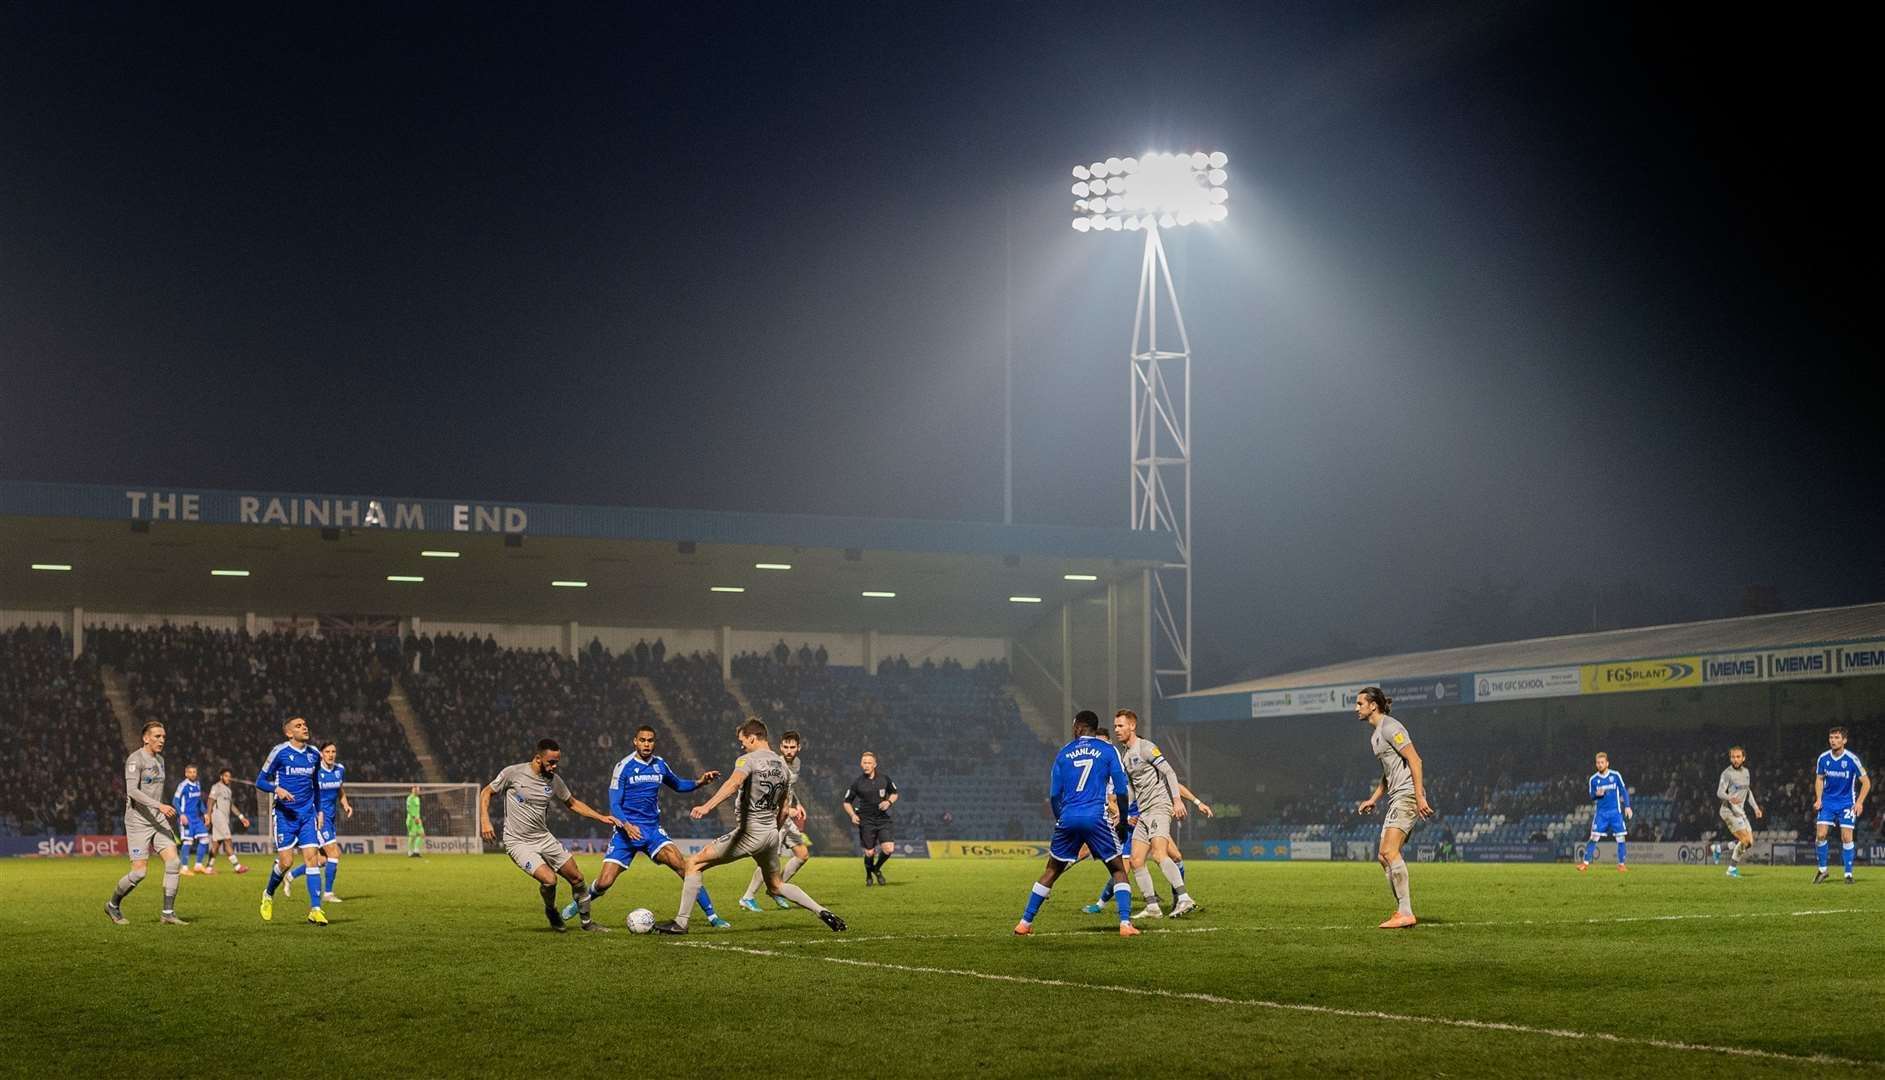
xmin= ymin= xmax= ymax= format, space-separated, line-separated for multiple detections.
xmin=709 ymin=585 xmax=745 ymax=593
xmin=210 ymin=569 xmax=250 ymax=577
xmin=420 ymin=549 xmax=460 ymax=558
xmin=754 ymin=562 xmax=792 ymax=571
xmin=1070 ymin=149 xmax=1227 ymax=232
xmin=1008 ymin=595 xmax=1044 ymax=604
xmin=550 ymin=580 xmax=587 ymax=588
xmin=860 ymin=590 xmax=896 ymax=598
xmin=1066 ymin=147 xmax=1224 ymax=699
xmin=386 ymin=574 xmax=424 ymax=583
xmin=31 ymin=563 xmax=73 ymax=571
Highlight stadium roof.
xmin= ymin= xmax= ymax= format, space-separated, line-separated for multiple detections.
xmin=0 ymin=480 xmax=1173 ymax=636
xmin=1173 ymin=601 xmax=1885 ymax=722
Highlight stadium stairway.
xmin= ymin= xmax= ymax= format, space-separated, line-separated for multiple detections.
xmin=99 ymin=666 xmax=140 ymax=753
xmin=630 ymin=676 xmax=709 ymax=780
xmin=1007 ymin=684 xmax=1061 ymax=747
xmin=388 ymin=675 xmax=447 ymax=784
xmin=727 ymin=675 xmax=848 ymax=848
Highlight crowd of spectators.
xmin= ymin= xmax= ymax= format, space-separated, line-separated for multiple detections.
xmin=89 ymin=624 xmax=419 ymax=792
xmin=0 ymin=625 xmax=122 ymax=835
xmin=403 ymin=633 xmax=658 ymax=832
xmin=1261 ymin=712 xmax=1885 ymax=844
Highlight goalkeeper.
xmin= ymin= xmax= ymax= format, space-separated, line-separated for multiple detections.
xmin=406 ymin=785 xmax=425 ymax=857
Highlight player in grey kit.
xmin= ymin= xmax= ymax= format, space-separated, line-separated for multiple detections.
xmin=656 ymin=718 xmax=845 ymax=935
xmin=106 ymin=721 xmax=188 ymax=925
xmin=1717 ymin=746 xmax=1763 ymax=878
xmin=479 ymin=738 xmax=627 ymax=932
xmin=740 ymin=729 xmax=811 ymax=912
xmin=1354 ymin=687 xmax=1433 ymax=929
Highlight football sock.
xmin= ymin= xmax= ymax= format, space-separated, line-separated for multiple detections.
xmin=1113 ymin=877 xmax=1132 ymax=922
xmin=266 ymin=865 xmax=284 ymax=896
xmin=695 ymin=885 xmax=718 ymax=918
xmin=1615 ymin=841 xmax=1626 ymax=864
xmin=781 ymin=854 xmax=805 ymax=882
xmin=1157 ymin=856 xmax=1188 ymax=899
xmin=742 ymin=866 xmax=764 ymax=901
xmin=1386 ymin=858 xmax=1412 ymax=916
xmin=862 ymin=856 xmax=875 ymax=878
xmin=774 ymin=883 xmax=825 ymax=914
xmin=1097 ymin=881 xmax=1115 ymax=904
xmin=323 ymin=858 xmax=338 ymax=894
xmin=1583 ymin=840 xmax=1597 ymax=863
xmin=112 ymin=867 xmax=145 ymax=904
xmin=875 ymin=851 xmax=891 ymax=875
xmin=588 ymin=879 xmax=613 ymax=902
xmin=1843 ymin=842 xmax=1856 ymax=875
xmin=1816 ymin=840 xmax=1829 ymax=870
xmin=1021 ymin=881 xmax=1051 ymax=923
xmin=288 ymin=865 xmax=307 ymax=881
xmin=676 ymin=872 xmax=703 ymax=928
xmin=1175 ymin=859 xmax=1185 ymax=881
xmin=162 ymin=859 xmax=181 ymax=914
xmin=195 ymin=838 xmax=209 ymax=866
xmin=539 ymin=881 xmax=559 ymax=915
xmin=1728 ymin=841 xmax=1740 ymax=866
xmin=306 ymin=873 xmax=322 ymax=909
xmin=572 ymin=881 xmax=592 ymax=922
xmin=1132 ymin=866 xmax=1158 ymax=902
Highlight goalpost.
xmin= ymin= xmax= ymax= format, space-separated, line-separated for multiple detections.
xmin=262 ymin=782 xmax=483 ymax=855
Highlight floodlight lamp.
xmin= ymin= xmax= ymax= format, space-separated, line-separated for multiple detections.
xmin=1072 ymin=181 xmax=1089 ymax=197
xmin=1124 ymin=217 xmax=1141 ymax=230
xmin=1072 ymin=164 xmax=1090 ymax=180
xmin=1207 ymin=168 xmax=1227 ymax=186
xmin=1089 ymin=178 xmax=1108 ymax=196
xmin=1120 ymin=156 xmax=1139 ymax=173
xmin=1189 ymin=151 xmax=1209 ymax=169
xmin=1209 ymin=187 xmax=1229 ymax=204
xmin=1104 ymin=156 xmax=1122 ymax=174
xmin=1072 ymin=218 xmax=1091 ymax=232
xmin=1208 ymin=204 xmax=1229 ymax=222
xmin=1090 ymin=161 xmax=1106 ymax=177
xmin=1106 ymin=216 xmax=1122 ymax=230
xmin=1208 ymin=151 xmax=1228 ymax=168
xmin=1106 ymin=194 xmax=1123 ymax=211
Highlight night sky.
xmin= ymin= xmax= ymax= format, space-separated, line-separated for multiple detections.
xmin=3 ymin=3 xmax=1877 ymax=684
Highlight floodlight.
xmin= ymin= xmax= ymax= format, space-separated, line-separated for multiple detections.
xmin=212 ymin=569 xmax=251 ymax=577
xmin=1072 ymin=218 xmax=1091 ymax=232
xmin=1072 ymin=164 xmax=1090 ymax=180
xmin=386 ymin=574 xmax=422 ymax=583
xmin=550 ymin=580 xmax=587 ymax=588
xmin=1070 ymin=149 xmax=1227 ymax=231
xmin=31 ymin=563 xmax=73 ymax=571
xmin=709 ymin=586 xmax=745 ymax=593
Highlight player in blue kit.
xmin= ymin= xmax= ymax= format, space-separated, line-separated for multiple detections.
xmin=562 ymin=725 xmax=731 ymax=927
xmin=1579 ymin=751 xmax=1632 ymax=873
xmin=1014 ymin=710 xmax=1139 ymax=938
xmin=172 ymin=765 xmax=210 ymax=875
xmin=287 ymin=742 xmax=352 ymax=904
xmin=1813 ymin=726 xmax=1870 ymax=884
xmin=255 ymin=716 xmax=329 ymax=925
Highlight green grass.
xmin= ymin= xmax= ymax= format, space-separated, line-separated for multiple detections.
xmin=4 ymin=855 xmax=1881 ymax=1078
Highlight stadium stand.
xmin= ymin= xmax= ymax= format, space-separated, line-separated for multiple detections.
xmin=0 ymin=624 xmax=122 ymax=835
xmin=88 ymin=624 xmax=421 ymax=794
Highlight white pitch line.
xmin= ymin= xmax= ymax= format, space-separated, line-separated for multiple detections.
xmin=751 ymin=907 xmax=1875 ymax=948
xmin=672 ymin=939 xmax=1881 ymax=1069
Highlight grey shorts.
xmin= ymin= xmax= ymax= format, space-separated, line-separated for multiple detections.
xmin=1719 ymin=806 xmax=1751 ymax=835
xmin=504 ymin=836 xmax=572 ymax=876
xmin=126 ymin=817 xmax=178 ymax=861
xmin=780 ymin=821 xmax=807 ymax=851
xmin=1380 ymin=794 xmax=1419 ymax=837
xmin=705 ymin=825 xmax=784 ymax=876
xmin=1131 ymin=809 xmax=1173 ymax=849
xmin=211 ymin=817 xmax=233 ymax=842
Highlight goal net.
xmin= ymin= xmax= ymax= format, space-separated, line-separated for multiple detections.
xmin=262 ymin=782 xmax=483 ymax=855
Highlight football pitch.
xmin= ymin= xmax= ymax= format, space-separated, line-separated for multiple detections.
xmin=5 ymin=855 xmax=1881 ymax=1078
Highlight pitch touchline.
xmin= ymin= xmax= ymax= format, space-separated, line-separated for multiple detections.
xmin=672 ymin=940 xmax=1878 ymax=1069
xmin=754 ymin=907 xmax=1875 ymax=947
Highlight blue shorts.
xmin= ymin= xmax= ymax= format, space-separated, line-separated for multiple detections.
xmin=275 ymin=811 xmax=319 ymax=851
xmin=1817 ymin=804 xmax=1856 ymax=829
xmin=1590 ymin=813 xmax=1627 ymax=839
xmin=603 ymin=824 xmax=675 ymax=866
xmin=180 ymin=816 xmax=208 ymax=842
xmin=317 ymin=820 xmax=339 ymax=846
xmin=1051 ymin=818 xmax=1120 ymax=864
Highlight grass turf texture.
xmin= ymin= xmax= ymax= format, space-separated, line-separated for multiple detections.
xmin=4 ymin=856 xmax=1880 ymax=1078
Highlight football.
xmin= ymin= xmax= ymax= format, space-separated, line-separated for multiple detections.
xmin=626 ymin=907 xmax=655 ymax=934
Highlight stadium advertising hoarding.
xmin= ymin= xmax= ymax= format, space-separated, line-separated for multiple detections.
xmin=1472 ymin=666 xmax=1582 ymax=702
xmin=1581 ymin=656 xmax=1702 ymax=694
xmin=1459 ymin=843 xmax=1555 ymax=862
xmin=1199 ymin=840 xmax=1292 ymax=860
xmin=1838 ymin=640 xmax=1885 ymax=676
xmin=1702 ymin=652 xmax=1764 ymax=685
xmin=927 ymin=840 xmax=1052 ymax=859
xmin=1380 ymin=676 xmax=1468 ymax=708
xmin=1250 ymin=683 xmax=1374 ymax=719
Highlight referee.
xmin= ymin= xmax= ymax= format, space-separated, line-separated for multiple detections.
xmin=843 ymin=751 xmax=899 ymax=885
